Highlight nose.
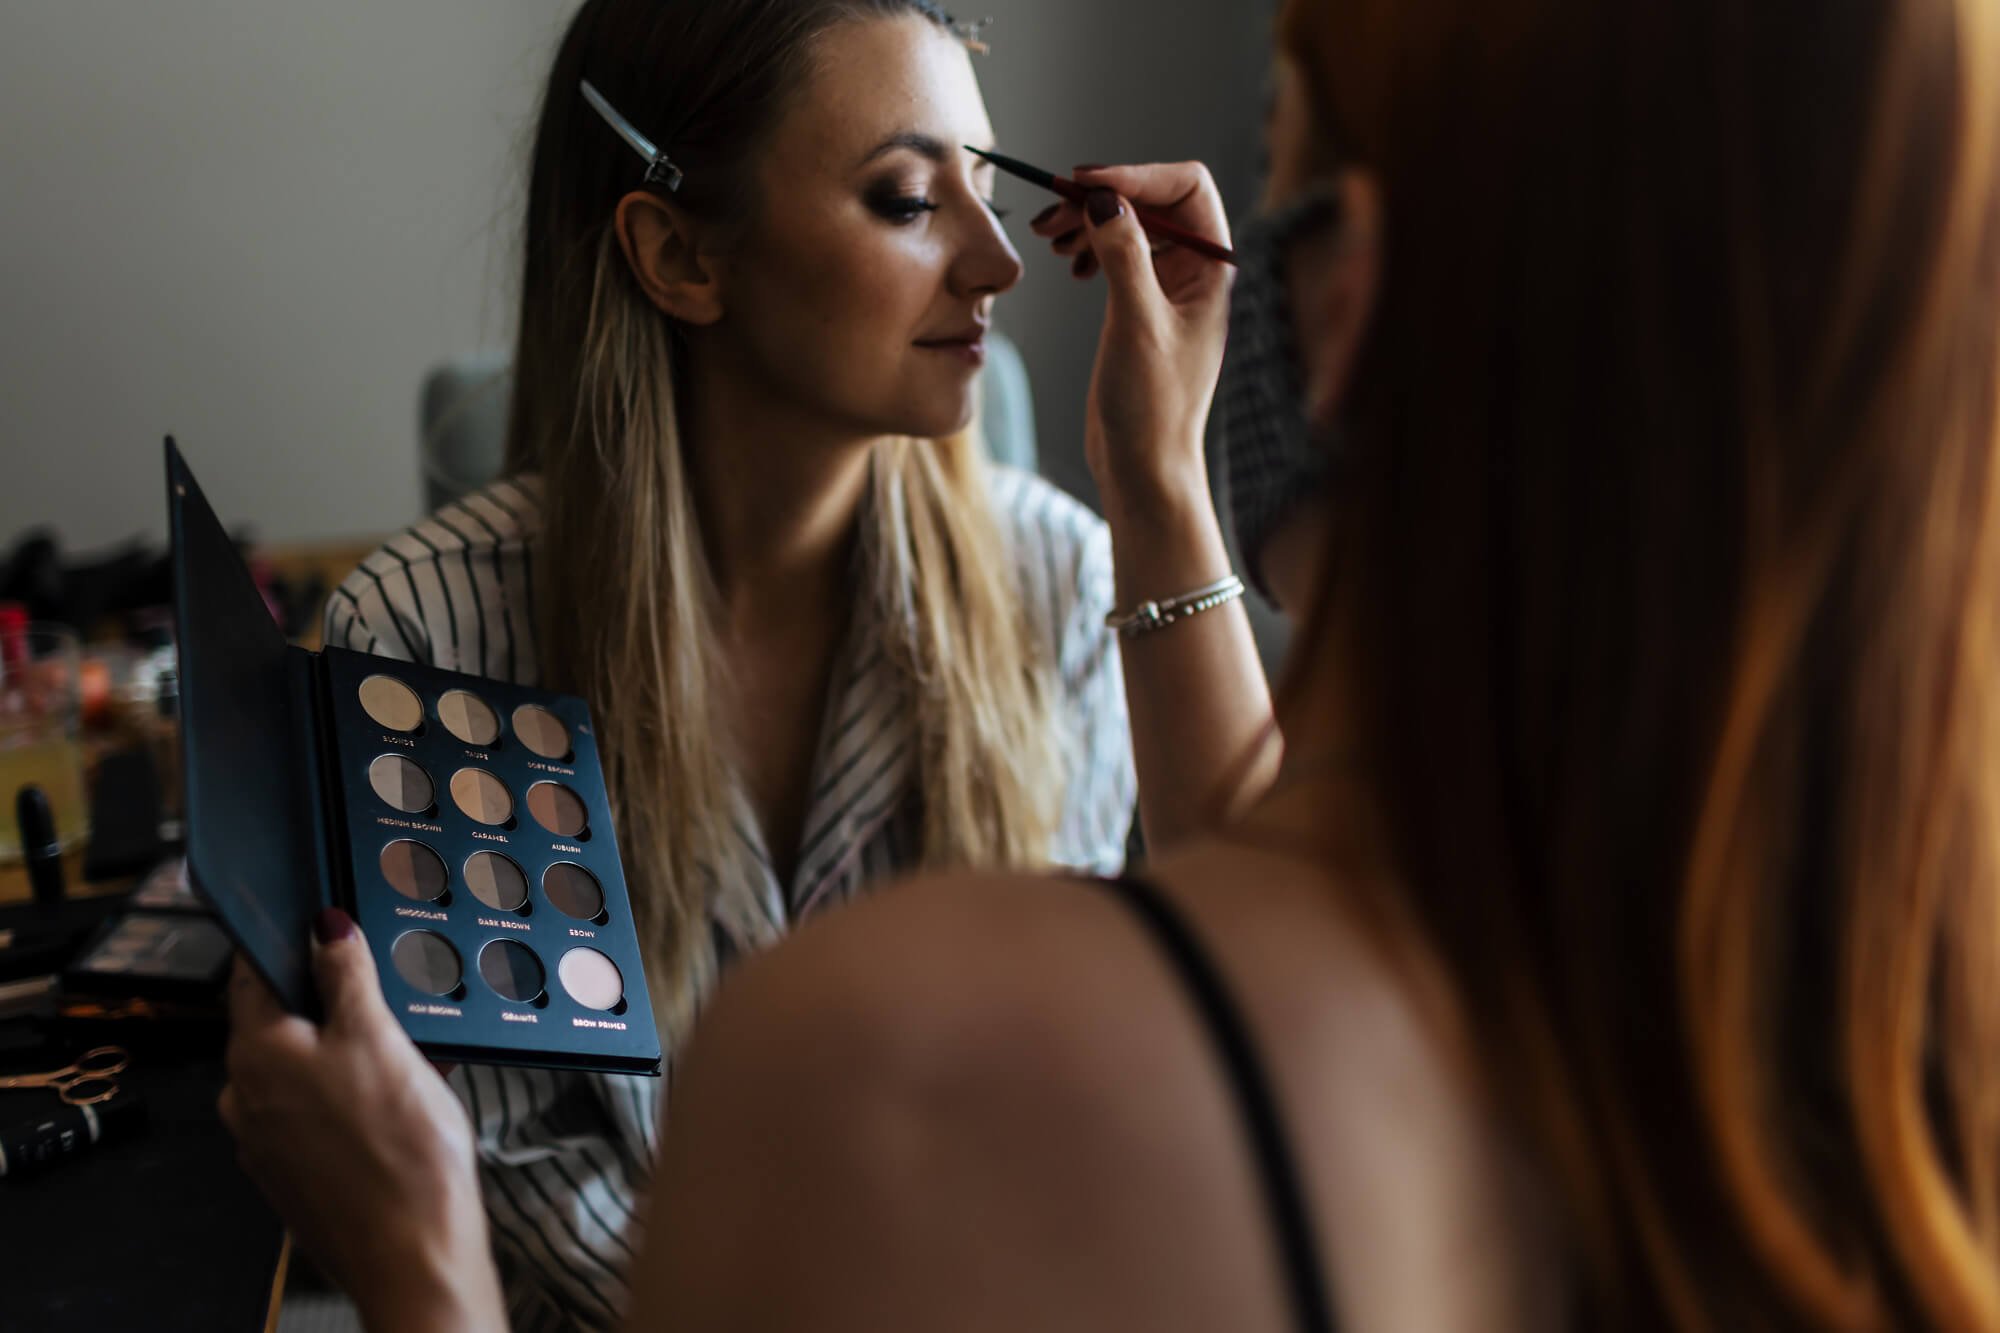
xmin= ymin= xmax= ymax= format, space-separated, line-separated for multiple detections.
xmin=949 ymin=197 xmax=1024 ymax=300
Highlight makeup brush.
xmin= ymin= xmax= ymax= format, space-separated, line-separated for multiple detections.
xmin=966 ymin=147 xmax=1237 ymax=267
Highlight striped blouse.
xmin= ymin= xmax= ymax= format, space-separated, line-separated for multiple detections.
xmin=324 ymin=465 xmax=1136 ymax=1331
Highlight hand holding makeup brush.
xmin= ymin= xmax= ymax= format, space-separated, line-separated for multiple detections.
xmin=220 ymin=914 xmax=506 ymax=1332
xmin=1031 ymin=162 xmax=1235 ymax=527
xmin=1034 ymin=162 xmax=1269 ymax=842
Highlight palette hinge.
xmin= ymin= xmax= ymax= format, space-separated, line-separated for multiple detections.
xmin=284 ymin=646 xmax=349 ymax=932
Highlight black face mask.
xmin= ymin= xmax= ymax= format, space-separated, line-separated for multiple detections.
xmin=1216 ymin=187 xmax=1343 ymax=602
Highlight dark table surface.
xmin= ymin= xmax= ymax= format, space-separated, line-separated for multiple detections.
xmin=0 ymin=898 xmax=286 ymax=1332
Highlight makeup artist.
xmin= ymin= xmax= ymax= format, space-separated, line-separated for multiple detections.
xmin=228 ymin=0 xmax=2000 ymax=1325
xmin=302 ymin=0 xmax=1271 ymax=1326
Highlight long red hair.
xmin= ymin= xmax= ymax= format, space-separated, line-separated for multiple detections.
xmin=1279 ymin=0 xmax=2000 ymax=1324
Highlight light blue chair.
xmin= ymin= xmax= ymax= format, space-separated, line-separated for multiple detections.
xmin=419 ymin=333 xmax=1039 ymax=510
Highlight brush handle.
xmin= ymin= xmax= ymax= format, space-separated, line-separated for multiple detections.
xmin=1129 ymin=204 xmax=1237 ymax=266
xmin=1047 ymin=176 xmax=1237 ymax=266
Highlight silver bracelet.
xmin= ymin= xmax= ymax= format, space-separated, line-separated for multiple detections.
xmin=1105 ymin=574 xmax=1246 ymax=637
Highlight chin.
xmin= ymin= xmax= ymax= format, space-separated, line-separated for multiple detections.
xmin=890 ymin=392 xmax=979 ymax=442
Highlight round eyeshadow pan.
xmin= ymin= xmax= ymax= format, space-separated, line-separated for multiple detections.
xmin=542 ymin=863 xmax=604 ymax=920
xmin=511 ymin=705 xmax=571 ymax=760
xmin=558 ymin=947 xmax=624 ymax=1011
xmin=358 ymin=675 xmax=424 ymax=733
xmin=450 ymin=769 xmax=513 ymax=826
xmin=379 ymin=840 xmax=448 ymax=902
xmin=478 ymin=940 xmax=545 ymax=1003
xmin=526 ymin=782 xmax=588 ymax=837
xmin=368 ymin=755 xmax=434 ymax=813
xmin=390 ymin=931 xmax=461 ymax=996
xmin=464 ymin=851 xmax=529 ymax=912
xmin=437 ymin=690 xmax=501 ymax=746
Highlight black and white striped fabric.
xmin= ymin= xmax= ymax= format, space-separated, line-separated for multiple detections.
xmin=324 ymin=466 xmax=1135 ymax=1331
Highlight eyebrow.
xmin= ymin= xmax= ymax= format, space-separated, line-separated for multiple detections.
xmin=858 ymin=131 xmax=996 ymax=168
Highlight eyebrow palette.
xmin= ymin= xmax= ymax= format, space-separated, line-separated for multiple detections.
xmin=165 ymin=439 xmax=661 ymax=1075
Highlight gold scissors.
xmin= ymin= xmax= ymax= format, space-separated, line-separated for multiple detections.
xmin=0 ymin=1046 xmax=129 ymax=1105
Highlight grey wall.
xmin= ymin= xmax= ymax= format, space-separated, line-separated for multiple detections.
xmin=975 ymin=0 xmax=1270 ymax=510
xmin=0 ymin=1 xmax=1270 ymax=551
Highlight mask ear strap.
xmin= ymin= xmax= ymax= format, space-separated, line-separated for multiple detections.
xmin=581 ymin=79 xmax=685 ymax=192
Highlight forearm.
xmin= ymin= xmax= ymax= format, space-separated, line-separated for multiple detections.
xmin=1104 ymin=464 xmax=1279 ymax=851
xmin=344 ymin=1161 xmax=509 ymax=1333
xmin=357 ymin=1256 xmax=508 ymax=1333
xmin=447 ymin=1064 xmax=643 ymax=1330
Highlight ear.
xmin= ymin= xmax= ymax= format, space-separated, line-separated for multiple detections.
xmin=614 ymin=191 xmax=726 ymax=326
xmin=1299 ymin=169 xmax=1383 ymax=430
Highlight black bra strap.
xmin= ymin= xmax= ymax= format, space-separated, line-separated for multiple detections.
xmin=1092 ymin=875 xmax=1335 ymax=1333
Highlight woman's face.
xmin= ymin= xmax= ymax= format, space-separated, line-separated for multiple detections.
xmin=708 ymin=15 xmax=1021 ymax=443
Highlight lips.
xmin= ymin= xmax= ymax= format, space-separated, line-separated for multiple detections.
xmin=914 ymin=325 xmax=988 ymax=366
xmin=914 ymin=326 xmax=987 ymax=348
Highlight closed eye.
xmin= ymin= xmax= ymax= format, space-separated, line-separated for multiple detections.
xmin=869 ymin=194 xmax=1012 ymax=225
xmin=872 ymin=194 xmax=940 ymax=223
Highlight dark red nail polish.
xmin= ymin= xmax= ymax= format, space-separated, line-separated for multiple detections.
xmin=313 ymin=908 xmax=357 ymax=945
xmin=1073 ymin=253 xmax=1089 ymax=277
xmin=1086 ymin=189 xmax=1123 ymax=225
xmin=1031 ymin=203 xmax=1060 ymax=227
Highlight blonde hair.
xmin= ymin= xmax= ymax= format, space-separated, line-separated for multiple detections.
xmin=507 ymin=1 xmax=1060 ymax=1033
xmin=1278 ymin=0 xmax=2000 ymax=1324
xmin=534 ymin=234 xmax=1061 ymax=1035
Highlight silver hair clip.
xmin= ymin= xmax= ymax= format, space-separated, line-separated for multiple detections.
xmin=580 ymin=78 xmax=684 ymax=192
xmin=955 ymin=16 xmax=994 ymax=54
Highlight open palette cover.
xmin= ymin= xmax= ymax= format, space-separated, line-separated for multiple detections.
xmin=167 ymin=438 xmax=662 ymax=1075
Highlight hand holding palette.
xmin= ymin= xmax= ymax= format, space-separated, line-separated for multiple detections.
xmin=166 ymin=439 xmax=661 ymax=1075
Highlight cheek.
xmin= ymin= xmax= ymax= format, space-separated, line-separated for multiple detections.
xmin=726 ymin=224 xmax=976 ymax=434
xmin=758 ymin=229 xmax=918 ymax=334
xmin=1281 ymin=229 xmax=1351 ymax=426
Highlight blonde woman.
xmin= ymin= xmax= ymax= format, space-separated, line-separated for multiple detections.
xmin=320 ymin=0 xmax=1268 ymax=1327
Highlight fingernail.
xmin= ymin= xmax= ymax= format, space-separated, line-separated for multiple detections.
xmin=313 ymin=908 xmax=357 ymax=945
xmin=1031 ymin=203 xmax=1060 ymax=227
xmin=1086 ymin=188 xmax=1123 ymax=226
xmin=1073 ymin=253 xmax=1090 ymax=277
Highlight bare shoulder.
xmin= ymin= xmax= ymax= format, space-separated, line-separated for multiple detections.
xmin=1157 ymin=841 xmax=1568 ymax=1330
xmin=704 ymin=845 xmax=1445 ymax=1126
xmin=646 ymin=852 xmax=1563 ymax=1331
xmin=648 ymin=867 xmax=1294 ymax=1330
xmin=667 ymin=866 xmax=1184 ymax=1149
xmin=677 ymin=856 xmax=1364 ymax=1118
